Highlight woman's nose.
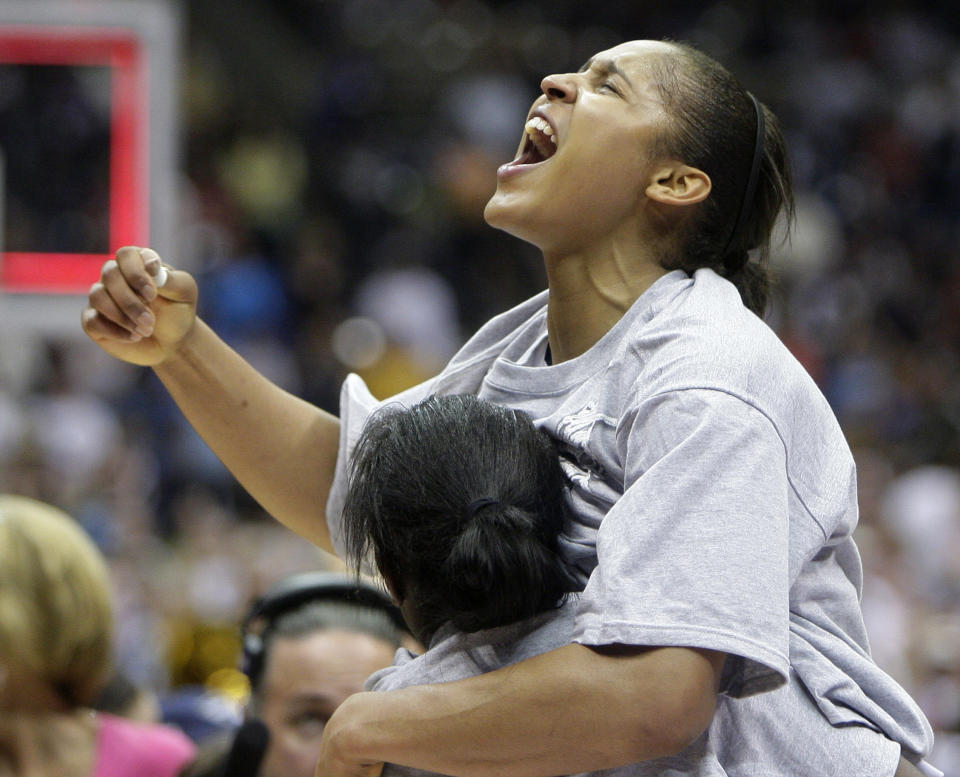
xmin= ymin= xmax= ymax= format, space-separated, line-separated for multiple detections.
xmin=540 ymin=73 xmax=578 ymax=102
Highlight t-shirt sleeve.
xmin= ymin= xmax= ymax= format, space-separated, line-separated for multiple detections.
xmin=324 ymin=291 xmax=550 ymax=560
xmin=571 ymin=388 xmax=792 ymax=698
xmin=325 ymin=373 xmax=439 ymax=560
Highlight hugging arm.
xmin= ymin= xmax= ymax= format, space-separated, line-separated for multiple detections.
xmin=316 ymin=642 xmax=725 ymax=777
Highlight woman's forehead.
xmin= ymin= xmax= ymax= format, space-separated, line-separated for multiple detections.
xmin=578 ymin=40 xmax=674 ymax=102
xmin=586 ymin=40 xmax=676 ymax=71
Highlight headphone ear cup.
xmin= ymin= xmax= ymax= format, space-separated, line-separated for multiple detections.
xmin=242 ymin=632 xmax=264 ymax=687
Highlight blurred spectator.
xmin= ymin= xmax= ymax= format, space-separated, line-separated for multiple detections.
xmin=880 ymin=465 xmax=960 ymax=604
xmin=0 ymin=494 xmax=196 ymax=777
xmin=92 ymin=671 xmax=162 ymax=724
xmin=183 ymin=572 xmax=407 ymax=777
xmin=159 ymin=685 xmax=241 ymax=747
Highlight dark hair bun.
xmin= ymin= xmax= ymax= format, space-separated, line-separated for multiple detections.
xmin=440 ymin=505 xmax=570 ymax=633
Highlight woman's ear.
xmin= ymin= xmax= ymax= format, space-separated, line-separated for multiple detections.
xmin=646 ymin=163 xmax=711 ymax=207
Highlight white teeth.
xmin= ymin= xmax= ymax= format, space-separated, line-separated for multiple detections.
xmin=525 ymin=116 xmax=557 ymax=144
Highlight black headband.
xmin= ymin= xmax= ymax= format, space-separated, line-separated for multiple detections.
xmin=722 ymin=92 xmax=765 ymax=259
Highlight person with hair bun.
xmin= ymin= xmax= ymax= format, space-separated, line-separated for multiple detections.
xmin=83 ymin=38 xmax=938 ymax=777
xmin=342 ymin=394 xmax=576 ymax=648
xmin=340 ymin=394 xmax=584 ymax=777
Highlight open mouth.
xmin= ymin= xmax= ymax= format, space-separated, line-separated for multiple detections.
xmin=516 ymin=116 xmax=557 ymax=165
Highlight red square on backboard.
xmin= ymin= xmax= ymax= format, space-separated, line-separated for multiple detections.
xmin=0 ymin=25 xmax=147 ymax=294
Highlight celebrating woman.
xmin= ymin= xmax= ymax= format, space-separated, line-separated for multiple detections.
xmin=82 ymin=39 xmax=939 ymax=777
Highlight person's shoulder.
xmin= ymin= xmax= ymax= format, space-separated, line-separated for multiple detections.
xmin=450 ymin=290 xmax=548 ymax=362
xmin=640 ymin=269 xmax=810 ymax=399
xmin=672 ymin=268 xmax=779 ymax=348
xmin=485 ymin=288 xmax=550 ymax=327
xmin=411 ymin=289 xmax=549 ymax=396
xmin=365 ymin=646 xmax=424 ymax=692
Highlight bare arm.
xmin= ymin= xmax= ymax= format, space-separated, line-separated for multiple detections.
xmin=153 ymin=320 xmax=340 ymax=549
xmin=316 ymin=642 xmax=726 ymax=777
xmin=81 ymin=247 xmax=340 ymax=551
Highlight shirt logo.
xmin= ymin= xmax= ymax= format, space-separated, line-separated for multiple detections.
xmin=555 ymin=402 xmax=615 ymax=488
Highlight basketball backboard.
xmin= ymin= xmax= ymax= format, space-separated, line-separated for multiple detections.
xmin=0 ymin=0 xmax=178 ymax=336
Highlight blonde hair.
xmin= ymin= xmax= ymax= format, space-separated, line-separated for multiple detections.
xmin=0 ymin=495 xmax=114 ymax=707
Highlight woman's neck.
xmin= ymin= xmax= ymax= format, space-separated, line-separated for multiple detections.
xmin=543 ymin=243 xmax=667 ymax=363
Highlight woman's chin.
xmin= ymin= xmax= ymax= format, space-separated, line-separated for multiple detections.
xmin=483 ymin=192 xmax=537 ymax=244
xmin=482 ymin=189 xmax=508 ymax=224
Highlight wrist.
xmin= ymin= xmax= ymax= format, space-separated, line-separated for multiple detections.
xmin=323 ymin=692 xmax=385 ymax=763
xmin=152 ymin=317 xmax=208 ymax=374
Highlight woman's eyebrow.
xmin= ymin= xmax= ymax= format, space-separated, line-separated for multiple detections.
xmin=578 ymin=57 xmax=633 ymax=88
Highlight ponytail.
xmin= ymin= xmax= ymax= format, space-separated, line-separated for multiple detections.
xmin=723 ymin=260 xmax=770 ymax=321
xmin=651 ymin=42 xmax=794 ymax=317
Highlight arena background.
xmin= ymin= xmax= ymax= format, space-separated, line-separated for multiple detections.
xmin=0 ymin=0 xmax=958 ymax=768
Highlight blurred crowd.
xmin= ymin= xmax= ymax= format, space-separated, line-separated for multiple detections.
xmin=1 ymin=0 xmax=959 ymax=771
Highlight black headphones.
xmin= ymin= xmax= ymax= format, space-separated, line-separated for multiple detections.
xmin=240 ymin=571 xmax=407 ymax=690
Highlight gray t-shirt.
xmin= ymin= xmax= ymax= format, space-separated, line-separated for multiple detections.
xmin=328 ymin=268 xmax=939 ymax=776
